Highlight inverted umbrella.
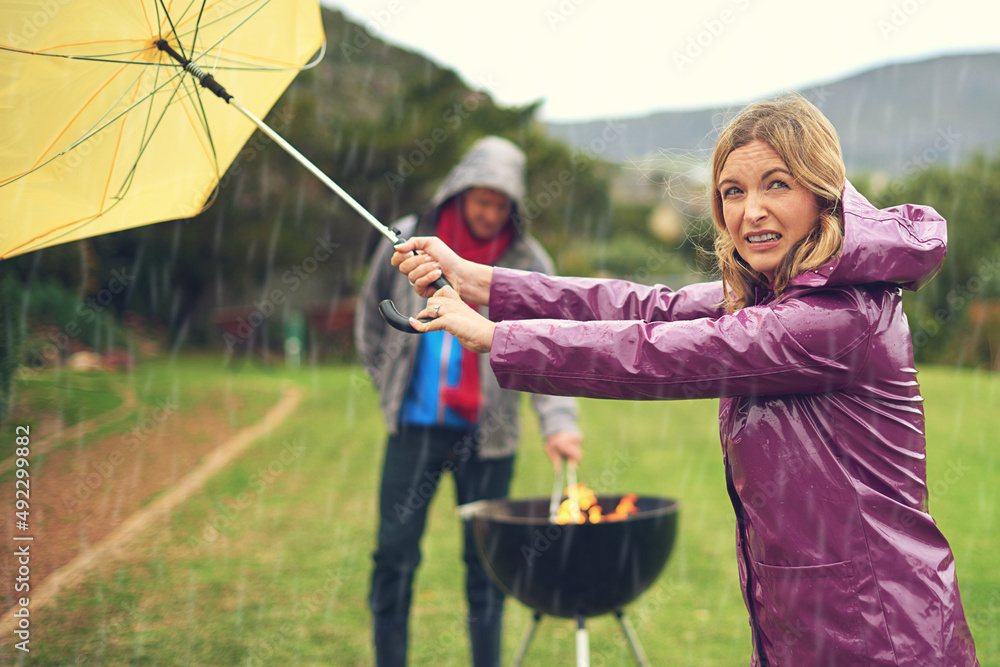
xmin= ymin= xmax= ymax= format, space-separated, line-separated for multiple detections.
xmin=0 ymin=0 xmax=325 ymax=257
xmin=0 ymin=0 xmax=437 ymax=331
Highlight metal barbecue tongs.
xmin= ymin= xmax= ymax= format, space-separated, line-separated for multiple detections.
xmin=548 ymin=456 xmax=580 ymax=523
xmin=461 ymin=457 xmax=578 ymax=523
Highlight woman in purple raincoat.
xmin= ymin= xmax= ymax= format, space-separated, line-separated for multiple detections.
xmin=391 ymin=95 xmax=978 ymax=666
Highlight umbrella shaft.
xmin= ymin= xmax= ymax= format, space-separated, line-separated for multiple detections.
xmin=159 ymin=38 xmax=398 ymax=245
xmin=156 ymin=39 xmax=400 ymax=245
xmin=230 ymin=99 xmax=399 ymax=245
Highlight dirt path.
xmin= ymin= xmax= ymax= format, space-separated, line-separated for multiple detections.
xmin=0 ymin=383 xmax=303 ymax=632
xmin=0 ymin=385 xmax=138 ymax=476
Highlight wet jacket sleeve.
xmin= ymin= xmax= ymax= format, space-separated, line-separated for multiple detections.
xmin=515 ymin=250 xmax=582 ymax=438
xmin=489 ymin=267 xmax=727 ymax=323
xmin=490 ymin=280 xmax=873 ymax=401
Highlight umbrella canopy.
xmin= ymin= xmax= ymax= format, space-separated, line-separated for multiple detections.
xmin=0 ymin=0 xmax=325 ymax=260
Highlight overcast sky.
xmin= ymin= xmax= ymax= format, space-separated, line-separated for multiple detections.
xmin=321 ymin=0 xmax=1000 ymax=122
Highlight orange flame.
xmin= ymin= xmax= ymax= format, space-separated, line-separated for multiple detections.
xmin=555 ymin=483 xmax=639 ymax=524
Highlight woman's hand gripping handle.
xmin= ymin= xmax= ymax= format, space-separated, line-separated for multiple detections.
xmin=377 ymin=234 xmax=451 ymax=333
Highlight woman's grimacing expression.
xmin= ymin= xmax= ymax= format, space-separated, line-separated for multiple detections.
xmin=718 ymin=140 xmax=821 ymax=282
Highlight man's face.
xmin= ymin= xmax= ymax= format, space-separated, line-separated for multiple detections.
xmin=462 ymin=187 xmax=513 ymax=240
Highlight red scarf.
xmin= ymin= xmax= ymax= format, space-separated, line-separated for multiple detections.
xmin=435 ymin=197 xmax=513 ymax=423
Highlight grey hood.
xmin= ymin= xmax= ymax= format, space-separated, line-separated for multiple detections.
xmin=430 ymin=136 xmax=527 ymax=215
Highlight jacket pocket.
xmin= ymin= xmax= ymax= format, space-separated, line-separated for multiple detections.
xmin=754 ymin=560 xmax=869 ymax=666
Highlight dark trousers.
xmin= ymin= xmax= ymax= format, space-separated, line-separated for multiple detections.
xmin=370 ymin=425 xmax=513 ymax=667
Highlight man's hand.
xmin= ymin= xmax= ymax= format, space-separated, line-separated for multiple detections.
xmin=544 ymin=431 xmax=583 ymax=471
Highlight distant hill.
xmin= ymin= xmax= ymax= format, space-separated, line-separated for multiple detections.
xmin=545 ymin=52 xmax=1000 ymax=177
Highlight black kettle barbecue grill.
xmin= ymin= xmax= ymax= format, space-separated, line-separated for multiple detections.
xmin=463 ymin=466 xmax=680 ymax=666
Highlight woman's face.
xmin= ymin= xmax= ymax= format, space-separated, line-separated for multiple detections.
xmin=718 ymin=140 xmax=821 ymax=282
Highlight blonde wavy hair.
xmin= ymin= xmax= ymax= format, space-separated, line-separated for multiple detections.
xmin=711 ymin=94 xmax=846 ymax=312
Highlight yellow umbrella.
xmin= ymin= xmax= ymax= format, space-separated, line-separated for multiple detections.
xmin=1 ymin=0 xmax=441 ymax=332
xmin=0 ymin=0 xmax=327 ymax=259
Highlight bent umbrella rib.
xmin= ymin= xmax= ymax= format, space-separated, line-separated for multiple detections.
xmin=1 ymin=52 xmax=180 ymax=186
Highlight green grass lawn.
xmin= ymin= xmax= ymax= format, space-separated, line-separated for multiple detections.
xmin=10 ymin=370 xmax=124 ymax=431
xmin=4 ymin=359 xmax=997 ymax=665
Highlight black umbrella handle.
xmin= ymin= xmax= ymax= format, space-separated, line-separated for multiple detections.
xmin=378 ymin=234 xmax=451 ymax=334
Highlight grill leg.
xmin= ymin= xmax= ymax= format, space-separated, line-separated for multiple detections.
xmin=575 ymin=615 xmax=590 ymax=667
xmin=511 ymin=611 xmax=542 ymax=667
xmin=615 ymin=610 xmax=650 ymax=667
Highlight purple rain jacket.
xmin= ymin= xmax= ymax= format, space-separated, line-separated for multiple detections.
xmin=486 ymin=182 xmax=978 ymax=666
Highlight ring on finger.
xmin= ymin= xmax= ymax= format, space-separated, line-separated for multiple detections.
xmin=433 ymin=304 xmax=441 ymax=317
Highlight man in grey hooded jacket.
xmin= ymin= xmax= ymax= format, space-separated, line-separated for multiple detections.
xmin=355 ymin=136 xmax=583 ymax=667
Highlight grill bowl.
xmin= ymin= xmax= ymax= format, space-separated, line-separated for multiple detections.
xmin=470 ymin=496 xmax=679 ymax=618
